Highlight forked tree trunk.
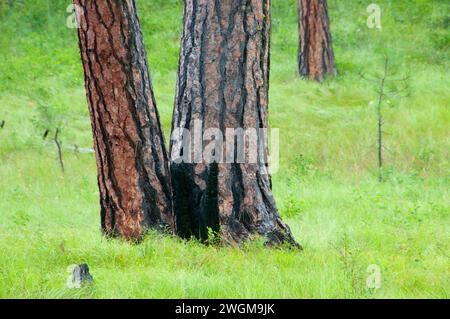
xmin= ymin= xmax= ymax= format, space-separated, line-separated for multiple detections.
xmin=298 ymin=0 xmax=337 ymax=81
xmin=170 ymin=0 xmax=299 ymax=247
xmin=74 ymin=0 xmax=174 ymax=240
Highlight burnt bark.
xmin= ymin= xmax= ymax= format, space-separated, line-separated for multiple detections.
xmin=74 ymin=0 xmax=174 ymax=240
xmin=170 ymin=0 xmax=299 ymax=247
xmin=298 ymin=0 xmax=337 ymax=81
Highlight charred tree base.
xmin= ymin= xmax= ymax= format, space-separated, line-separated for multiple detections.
xmin=171 ymin=163 xmax=220 ymax=241
xmin=220 ymin=209 xmax=301 ymax=249
xmin=172 ymin=163 xmax=301 ymax=249
xmin=221 ymin=219 xmax=301 ymax=249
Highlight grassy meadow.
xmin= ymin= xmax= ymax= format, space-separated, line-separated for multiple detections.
xmin=0 ymin=0 xmax=449 ymax=298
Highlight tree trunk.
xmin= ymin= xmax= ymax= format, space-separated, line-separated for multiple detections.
xmin=170 ymin=0 xmax=299 ymax=247
xmin=298 ymin=0 xmax=337 ymax=81
xmin=74 ymin=0 xmax=174 ymax=240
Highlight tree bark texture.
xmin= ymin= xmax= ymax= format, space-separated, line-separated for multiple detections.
xmin=170 ymin=0 xmax=299 ymax=247
xmin=74 ymin=0 xmax=174 ymax=240
xmin=298 ymin=0 xmax=337 ymax=81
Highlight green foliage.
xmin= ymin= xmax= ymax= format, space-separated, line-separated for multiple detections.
xmin=280 ymin=193 xmax=306 ymax=219
xmin=0 ymin=0 xmax=448 ymax=298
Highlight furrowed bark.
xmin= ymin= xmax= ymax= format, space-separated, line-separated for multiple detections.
xmin=298 ymin=0 xmax=337 ymax=81
xmin=170 ymin=0 xmax=299 ymax=247
xmin=74 ymin=0 xmax=174 ymax=240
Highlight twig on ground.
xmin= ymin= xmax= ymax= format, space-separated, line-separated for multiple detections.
xmin=42 ymin=129 xmax=50 ymax=140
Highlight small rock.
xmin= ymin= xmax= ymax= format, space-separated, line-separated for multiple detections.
xmin=67 ymin=264 xmax=94 ymax=288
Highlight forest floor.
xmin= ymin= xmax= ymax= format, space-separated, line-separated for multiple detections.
xmin=0 ymin=0 xmax=448 ymax=298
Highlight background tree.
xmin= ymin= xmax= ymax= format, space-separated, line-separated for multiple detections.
xmin=361 ymin=58 xmax=410 ymax=182
xmin=297 ymin=0 xmax=337 ymax=81
xmin=170 ymin=0 xmax=299 ymax=247
xmin=74 ymin=0 xmax=174 ymax=240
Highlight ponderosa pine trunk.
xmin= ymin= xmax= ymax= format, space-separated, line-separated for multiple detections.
xmin=170 ymin=0 xmax=299 ymax=247
xmin=74 ymin=0 xmax=174 ymax=240
xmin=298 ymin=0 xmax=337 ymax=81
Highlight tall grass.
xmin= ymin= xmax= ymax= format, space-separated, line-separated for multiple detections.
xmin=0 ymin=0 xmax=448 ymax=298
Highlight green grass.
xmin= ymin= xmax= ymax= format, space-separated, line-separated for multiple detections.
xmin=0 ymin=0 xmax=449 ymax=298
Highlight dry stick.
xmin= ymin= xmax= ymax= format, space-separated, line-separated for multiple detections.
xmin=42 ymin=128 xmax=49 ymax=140
xmin=377 ymin=58 xmax=389 ymax=182
xmin=54 ymin=128 xmax=64 ymax=173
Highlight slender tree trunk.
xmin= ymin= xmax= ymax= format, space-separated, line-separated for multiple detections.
xmin=170 ymin=0 xmax=299 ymax=247
xmin=298 ymin=0 xmax=337 ymax=81
xmin=74 ymin=0 xmax=174 ymax=240
xmin=377 ymin=58 xmax=388 ymax=182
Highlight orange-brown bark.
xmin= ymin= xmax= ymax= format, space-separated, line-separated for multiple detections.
xmin=298 ymin=0 xmax=337 ymax=81
xmin=74 ymin=0 xmax=174 ymax=240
